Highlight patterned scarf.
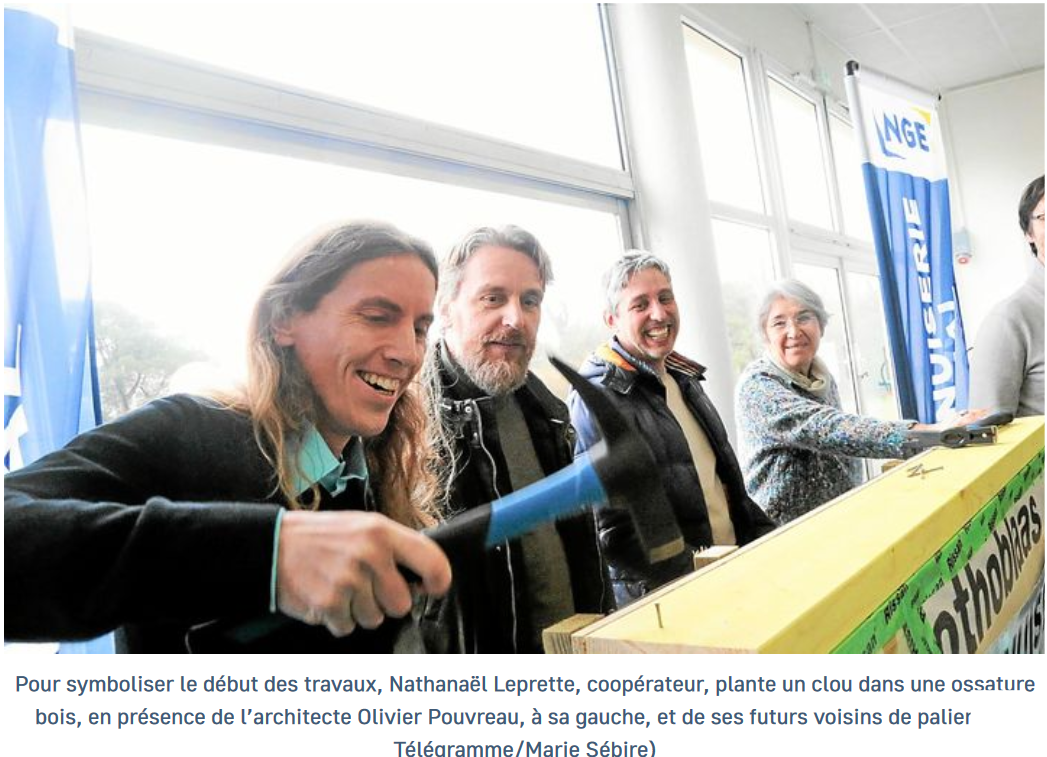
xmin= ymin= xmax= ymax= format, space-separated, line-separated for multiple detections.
xmin=766 ymin=353 xmax=832 ymax=400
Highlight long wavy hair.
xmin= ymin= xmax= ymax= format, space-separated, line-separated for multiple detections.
xmin=221 ymin=220 xmax=444 ymax=527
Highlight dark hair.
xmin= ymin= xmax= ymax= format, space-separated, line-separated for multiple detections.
xmin=1018 ymin=175 xmax=1044 ymax=257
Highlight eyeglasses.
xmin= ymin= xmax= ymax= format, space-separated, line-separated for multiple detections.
xmin=767 ymin=311 xmax=817 ymax=332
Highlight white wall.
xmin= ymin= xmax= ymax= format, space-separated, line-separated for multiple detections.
xmin=943 ymin=69 xmax=1045 ymax=337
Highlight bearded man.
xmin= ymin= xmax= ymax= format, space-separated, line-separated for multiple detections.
xmin=427 ymin=225 xmax=606 ymax=653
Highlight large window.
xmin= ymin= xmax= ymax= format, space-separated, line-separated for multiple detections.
xmin=710 ymin=220 xmax=776 ymax=379
xmin=81 ymin=126 xmax=624 ymax=419
xmin=682 ymin=26 xmax=764 ymax=212
xmin=792 ymin=261 xmax=859 ymax=415
xmin=844 ymin=271 xmax=899 ymax=420
xmin=829 ymin=114 xmax=873 ymax=241
xmin=682 ymin=13 xmax=897 ymax=424
xmin=71 ymin=4 xmax=621 ymax=168
xmin=767 ymin=78 xmax=833 ymax=229
xmin=72 ymin=7 xmax=630 ymax=420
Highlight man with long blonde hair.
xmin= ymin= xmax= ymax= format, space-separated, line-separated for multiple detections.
xmin=6 ymin=220 xmax=451 ymax=652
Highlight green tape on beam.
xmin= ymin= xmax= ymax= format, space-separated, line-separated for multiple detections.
xmin=833 ymin=451 xmax=1044 ymax=654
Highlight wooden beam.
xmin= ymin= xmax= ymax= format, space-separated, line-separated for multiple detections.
xmin=575 ymin=417 xmax=1045 ymax=654
xmin=541 ymin=613 xmax=604 ymax=654
xmin=693 ymin=545 xmax=738 ymax=571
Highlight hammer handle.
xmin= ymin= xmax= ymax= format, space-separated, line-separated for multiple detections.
xmin=188 ymin=454 xmax=606 ymax=649
xmin=402 ymin=452 xmax=605 ymax=578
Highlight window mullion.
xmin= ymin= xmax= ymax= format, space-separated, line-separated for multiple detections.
xmin=74 ymin=30 xmax=635 ymax=201
xmin=746 ymin=51 xmax=791 ymax=279
xmin=834 ymin=260 xmax=866 ymax=416
xmin=816 ymin=95 xmax=847 ymax=237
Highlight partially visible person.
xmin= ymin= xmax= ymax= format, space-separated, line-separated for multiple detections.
xmin=5 ymin=221 xmax=452 ymax=652
xmin=569 ymin=251 xmax=775 ymax=609
xmin=736 ymin=279 xmax=984 ymax=525
xmin=969 ymin=175 xmax=1045 ymax=417
xmin=424 ymin=225 xmax=605 ymax=653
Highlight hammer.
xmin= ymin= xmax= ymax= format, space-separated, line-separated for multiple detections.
xmin=427 ymin=356 xmax=684 ymax=564
xmin=187 ymin=357 xmax=683 ymax=649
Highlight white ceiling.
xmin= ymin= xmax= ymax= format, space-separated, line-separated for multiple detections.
xmin=792 ymin=3 xmax=1044 ymax=93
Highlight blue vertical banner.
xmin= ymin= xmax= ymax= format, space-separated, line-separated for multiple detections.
xmin=844 ymin=62 xmax=969 ymax=423
xmin=4 ymin=7 xmax=100 ymax=470
xmin=4 ymin=8 xmax=110 ymax=652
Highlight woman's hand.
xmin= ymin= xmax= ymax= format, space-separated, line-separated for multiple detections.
xmin=911 ymin=408 xmax=990 ymax=433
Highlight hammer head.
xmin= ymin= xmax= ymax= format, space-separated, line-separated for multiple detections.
xmin=550 ymin=356 xmax=684 ymax=564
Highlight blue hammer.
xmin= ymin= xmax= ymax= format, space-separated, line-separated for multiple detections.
xmin=426 ymin=355 xmax=684 ymax=565
xmin=187 ymin=356 xmax=683 ymax=649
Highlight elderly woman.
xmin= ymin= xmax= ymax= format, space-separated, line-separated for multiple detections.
xmin=735 ymin=279 xmax=977 ymax=524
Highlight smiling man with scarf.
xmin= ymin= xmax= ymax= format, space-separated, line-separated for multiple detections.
xmin=569 ymin=251 xmax=775 ymax=609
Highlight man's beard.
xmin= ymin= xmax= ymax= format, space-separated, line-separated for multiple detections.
xmin=458 ymin=336 xmax=533 ymax=396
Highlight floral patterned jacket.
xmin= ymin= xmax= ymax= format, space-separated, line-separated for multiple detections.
xmin=735 ymin=356 xmax=912 ymax=523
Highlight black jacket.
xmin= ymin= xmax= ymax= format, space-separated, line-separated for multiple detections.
xmin=569 ymin=340 xmax=776 ymax=606
xmin=4 ymin=394 xmax=410 ymax=653
xmin=431 ymin=345 xmax=606 ymax=652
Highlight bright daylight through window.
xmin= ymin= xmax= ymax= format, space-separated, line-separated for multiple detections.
xmin=71 ymin=3 xmax=621 ymax=167
xmin=73 ymin=4 xmax=626 ymax=419
xmin=81 ymin=127 xmax=624 ymax=419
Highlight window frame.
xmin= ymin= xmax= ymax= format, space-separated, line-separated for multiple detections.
xmin=679 ymin=8 xmax=899 ymax=419
xmin=71 ymin=17 xmax=639 ymax=419
xmin=764 ymin=67 xmax=838 ymax=235
xmin=681 ymin=19 xmax=771 ymax=218
xmin=74 ymin=28 xmax=635 ymax=218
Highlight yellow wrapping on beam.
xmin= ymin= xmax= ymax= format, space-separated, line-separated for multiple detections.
xmin=575 ymin=417 xmax=1045 ymax=654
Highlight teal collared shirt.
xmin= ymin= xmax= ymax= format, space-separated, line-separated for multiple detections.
xmin=295 ymin=427 xmax=369 ymax=498
xmin=269 ymin=429 xmax=370 ymax=612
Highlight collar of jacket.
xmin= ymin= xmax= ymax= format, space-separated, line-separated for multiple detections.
xmin=434 ymin=340 xmax=574 ymax=475
xmin=595 ymin=338 xmax=706 ymax=393
xmin=436 ymin=341 xmax=491 ymax=436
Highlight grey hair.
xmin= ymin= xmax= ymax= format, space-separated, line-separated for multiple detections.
xmin=603 ymin=250 xmax=672 ymax=315
xmin=755 ymin=279 xmax=829 ymax=341
xmin=437 ymin=224 xmax=553 ymax=308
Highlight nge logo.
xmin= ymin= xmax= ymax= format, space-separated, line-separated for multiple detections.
xmin=874 ymin=108 xmax=932 ymax=159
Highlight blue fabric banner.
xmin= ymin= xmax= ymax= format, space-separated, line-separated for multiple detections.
xmin=845 ymin=63 xmax=969 ymax=423
xmin=4 ymin=7 xmax=100 ymax=467
xmin=4 ymin=8 xmax=109 ymax=653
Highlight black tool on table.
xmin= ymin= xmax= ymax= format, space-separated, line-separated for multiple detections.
xmin=902 ymin=411 xmax=1014 ymax=452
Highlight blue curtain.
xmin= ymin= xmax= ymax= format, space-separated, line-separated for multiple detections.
xmin=4 ymin=8 xmax=111 ymax=653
